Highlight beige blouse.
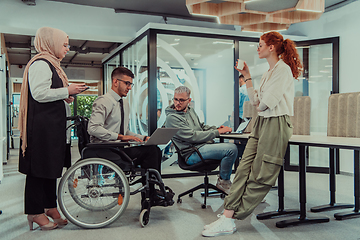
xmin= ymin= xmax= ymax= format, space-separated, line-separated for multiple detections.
xmin=247 ymin=59 xmax=294 ymax=118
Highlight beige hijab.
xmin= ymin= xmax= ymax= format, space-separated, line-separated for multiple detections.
xmin=18 ymin=27 xmax=69 ymax=156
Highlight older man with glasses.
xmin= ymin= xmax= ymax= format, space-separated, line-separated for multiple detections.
xmin=165 ymin=86 xmax=238 ymax=194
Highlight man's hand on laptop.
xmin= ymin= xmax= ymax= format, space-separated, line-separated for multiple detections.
xmin=117 ymin=134 xmax=143 ymax=142
xmin=217 ymin=125 xmax=232 ymax=134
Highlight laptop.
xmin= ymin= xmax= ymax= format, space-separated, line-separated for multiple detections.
xmin=225 ymin=117 xmax=251 ymax=135
xmin=128 ymin=128 xmax=179 ymax=145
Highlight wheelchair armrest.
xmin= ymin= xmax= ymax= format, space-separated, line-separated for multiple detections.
xmin=86 ymin=142 xmax=130 ymax=148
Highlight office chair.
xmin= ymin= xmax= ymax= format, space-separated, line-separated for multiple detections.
xmin=173 ymin=143 xmax=227 ymax=209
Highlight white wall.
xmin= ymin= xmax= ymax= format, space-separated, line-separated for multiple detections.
xmin=0 ymin=43 xmax=6 ymax=182
xmin=290 ymin=1 xmax=360 ymax=173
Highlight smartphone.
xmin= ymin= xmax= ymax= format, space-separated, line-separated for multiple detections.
xmin=70 ymin=86 xmax=89 ymax=97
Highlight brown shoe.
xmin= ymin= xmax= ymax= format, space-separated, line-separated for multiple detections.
xmin=216 ymin=177 xmax=232 ymax=195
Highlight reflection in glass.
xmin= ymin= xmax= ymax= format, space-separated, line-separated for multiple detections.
xmin=289 ymin=44 xmax=333 ymax=167
xmin=122 ymin=36 xmax=148 ymax=136
xmin=157 ymin=34 xmax=234 ymax=129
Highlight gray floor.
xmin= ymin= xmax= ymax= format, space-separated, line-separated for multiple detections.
xmin=1 ymin=147 xmax=360 ymax=240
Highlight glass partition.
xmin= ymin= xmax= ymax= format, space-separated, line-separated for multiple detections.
xmin=122 ymin=36 xmax=148 ymax=135
xmin=157 ymin=34 xmax=234 ymax=129
xmin=104 ymin=54 xmax=120 ymax=93
xmin=288 ymin=41 xmax=336 ymax=170
xmin=102 ymin=27 xmax=339 ymax=177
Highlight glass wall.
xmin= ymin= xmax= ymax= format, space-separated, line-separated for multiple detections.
xmin=122 ymin=36 xmax=148 ymax=135
xmin=104 ymin=54 xmax=120 ymax=93
xmin=287 ymin=41 xmax=337 ymax=170
xmin=307 ymin=43 xmax=333 ymax=167
xmin=102 ymin=27 xmax=339 ymax=176
xmin=157 ymin=34 xmax=234 ymax=129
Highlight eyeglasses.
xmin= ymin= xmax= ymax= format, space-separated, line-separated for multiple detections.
xmin=117 ymin=78 xmax=134 ymax=87
xmin=173 ymin=98 xmax=189 ymax=103
xmin=63 ymin=44 xmax=70 ymax=49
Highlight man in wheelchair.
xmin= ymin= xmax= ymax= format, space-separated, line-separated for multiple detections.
xmin=87 ymin=66 xmax=174 ymax=208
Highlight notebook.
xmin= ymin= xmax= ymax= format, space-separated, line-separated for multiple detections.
xmin=128 ymin=128 xmax=179 ymax=145
xmin=224 ymin=117 xmax=251 ymax=135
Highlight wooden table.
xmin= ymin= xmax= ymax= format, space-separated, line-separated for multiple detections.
xmin=219 ymin=134 xmax=360 ymax=227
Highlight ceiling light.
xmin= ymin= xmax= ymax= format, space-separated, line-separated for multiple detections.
xmin=296 ymin=9 xmax=323 ymax=13
xmin=249 ymin=44 xmax=255 ymax=47
xmin=322 ymin=58 xmax=333 ymax=60
xmin=185 ymin=53 xmax=201 ymax=58
xmin=241 ymin=29 xmax=264 ymax=33
xmin=170 ymin=43 xmax=179 ymax=46
xmin=191 ymin=13 xmax=220 ymax=24
xmin=213 ymin=41 xmax=233 ymax=45
xmin=22 ymin=0 xmax=36 ymax=6
xmin=186 ymin=0 xmax=324 ymax=32
xmin=174 ymin=39 xmax=180 ymax=41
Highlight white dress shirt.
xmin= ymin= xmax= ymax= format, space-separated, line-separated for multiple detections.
xmin=88 ymin=89 xmax=145 ymax=143
xmin=28 ymin=60 xmax=69 ymax=102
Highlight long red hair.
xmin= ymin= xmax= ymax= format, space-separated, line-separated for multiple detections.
xmin=261 ymin=32 xmax=303 ymax=79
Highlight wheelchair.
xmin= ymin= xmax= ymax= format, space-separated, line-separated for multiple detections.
xmin=58 ymin=116 xmax=174 ymax=229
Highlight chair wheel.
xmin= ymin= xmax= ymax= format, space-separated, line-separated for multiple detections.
xmin=189 ymin=193 xmax=193 ymax=197
xmin=177 ymin=198 xmax=182 ymax=203
xmin=220 ymin=193 xmax=226 ymax=199
xmin=139 ymin=209 xmax=150 ymax=227
xmin=201 ymin=204 xmax=206 ymax=209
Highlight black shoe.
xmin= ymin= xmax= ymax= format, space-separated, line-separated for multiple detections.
xmin=151 ymin=187 xmax=175 ymax=207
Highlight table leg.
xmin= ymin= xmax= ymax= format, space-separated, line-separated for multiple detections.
xmin=311 ymin=148 xmax=353 ymax=212
xmin=257 ymin=146 xmax=300 ymax=220
xmin=276 ymin=145 xmax=329 ymax=228
xmin=334 ymin=150 xmax=360 ymax=220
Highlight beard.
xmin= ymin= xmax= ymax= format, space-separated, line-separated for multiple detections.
xmin=175 ymin=104 xmax=187 ymax=112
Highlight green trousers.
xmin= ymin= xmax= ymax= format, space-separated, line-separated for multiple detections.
xmin=223 ymin=115 xmax=293 ymax=220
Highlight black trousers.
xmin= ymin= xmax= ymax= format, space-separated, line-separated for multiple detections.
xmin=25 ymin=175 xmax=57 ymax=214
xmin=83 ymin=145 xmax=162 ymax=200
xmin=83 ymin=145 xmax=161 ymax=173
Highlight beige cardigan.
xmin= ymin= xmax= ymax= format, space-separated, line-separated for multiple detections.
xmin=247 ymin=59 xmax=294 ymax=118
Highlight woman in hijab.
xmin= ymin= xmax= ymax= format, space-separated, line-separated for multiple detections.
xmin=18 ymin=27 xmax=88 ymax=230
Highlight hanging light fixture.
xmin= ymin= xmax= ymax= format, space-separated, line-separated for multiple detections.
xmin=186 ymin=0 xmax=324 ymax=32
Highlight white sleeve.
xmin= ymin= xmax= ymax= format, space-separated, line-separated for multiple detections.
xmin=28 ymin=60 xmax=69 ymax=103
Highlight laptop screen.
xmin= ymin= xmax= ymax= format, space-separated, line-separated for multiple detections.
xmin=235 ymin=118 xmax=251 ymax=133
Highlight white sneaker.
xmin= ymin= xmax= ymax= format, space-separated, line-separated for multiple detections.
xmin=216 ymin=177 xmax=232 ymax=195
xmin=202 ymin=215 xmax=236 ymax=237
xmin=204 ymin=214 xmax=222 ymax=230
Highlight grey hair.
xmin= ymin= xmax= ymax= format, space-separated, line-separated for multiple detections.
xmin=174 ymin=86 xmax=191 ymax=97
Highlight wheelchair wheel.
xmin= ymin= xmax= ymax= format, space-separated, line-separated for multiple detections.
xmin=139 ymin=209 xmax=150 ymax=227
xmin=58 ymin=158 xmax=130 ymax=229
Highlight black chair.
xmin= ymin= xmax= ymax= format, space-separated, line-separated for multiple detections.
xmin=174 ymin=143 xmax=227 ymax=209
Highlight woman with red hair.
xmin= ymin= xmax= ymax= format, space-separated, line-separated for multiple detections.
xmin=202 ymin=31 xmax=303 ymax=237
